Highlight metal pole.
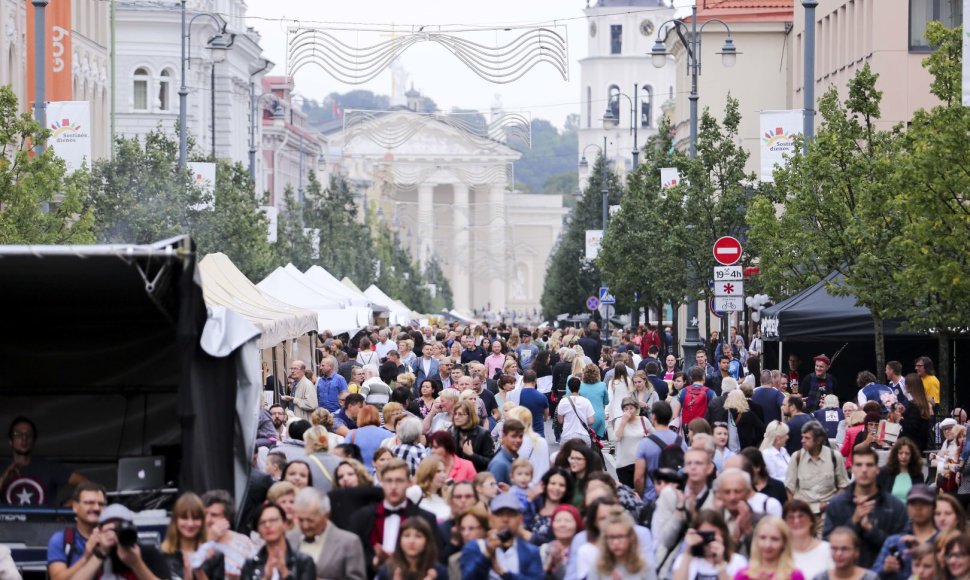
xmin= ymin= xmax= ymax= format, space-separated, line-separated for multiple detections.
xmin=683 ymin=4 xmax=702 ymax=359
xmin=210 ymin=63 xmax=216 ymax=159
xmin=602 ymin=135 xmax=609 ymax=343
xmin=631 ymin=82 xmax=639 ymax=167
xmin=32 ymin=0 xmax=49 ymax=153
xmin=178 ymin=0 xmax=188 ymax=168
xmin=110 ymin=0 xmax=116 ymax=156
xmin=248 ymin=80 xmax=256 ymax=180
xmin=802 ymin=0 xmax=818 ymax=149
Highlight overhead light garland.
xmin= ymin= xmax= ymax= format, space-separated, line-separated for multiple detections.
xmin=286 ymin=25 xmax=569 ymax=85
xmin=343 ymin=109 xmax=532 ymax=149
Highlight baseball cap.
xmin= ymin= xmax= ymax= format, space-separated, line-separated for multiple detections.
xmin=489 ymin=492 xmax=522 ymax=513
xmin=98 ymin=503 xmax=135 ymax=524
xmin=907 ymin=484 xmax=935 ymax=503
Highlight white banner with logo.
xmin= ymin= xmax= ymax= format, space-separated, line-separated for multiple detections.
xmin=585 ymin=229 xmax=603 ymax=261
xmin=46 ymin=101 xmax=91 ymax=174
xmin=188 ymin=162 xmax=216 ymax=209
xmin=660 ymin=167 xmax=681 ymax=189
xmin=759 ymin=110 xmax=803 ymax=182
xmin=260 ymin=206 xmax=279 ymax=243
xmin=964 ymin=0 xmax=970 ymax=106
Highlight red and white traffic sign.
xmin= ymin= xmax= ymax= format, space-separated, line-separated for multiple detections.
xmin=713 ymin=236 xmax=743 ymax=266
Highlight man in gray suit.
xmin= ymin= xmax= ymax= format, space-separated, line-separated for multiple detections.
xmin=288 ymin=487 xmax=366 ymax=580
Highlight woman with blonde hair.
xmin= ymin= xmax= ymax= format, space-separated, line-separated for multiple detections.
xmin=506 ymin=406 xmax=550 ymax=484
xmin=724 ymin=388 xmax=764 ymax=450
xmin=161 ymin=492 xmax=225 ymax=580
xmin=398 ymin=339 xmax=416 ymax=368
xmin=334 ymin=458 xmax=373 ymax=489
xmin=266 ymin=481 xmax=297 ymax=530
xmin=406 ymin=455 xmax=452 ymax=522
xmin=302 ymin=425 xmax=339 ymax=491
xmin=396 ymin=371 xmax=416 ymax=393
xmin=588 ymin=511 xmax=650 ymax=580
xmin=309 ymin=408 xmax=343 ymax=451
xmin=736 ymin=516 xmax=804 ymax=579
xmin=760 ymin=421 xmax=791 ymax=481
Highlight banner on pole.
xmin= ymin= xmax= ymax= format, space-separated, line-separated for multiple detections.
xmin=26 ymin=0 xmax=73 ymax=104
xmin=46 ymin=101 xmax=90 ymax=174
xmin=963 ymin=0 xmax=970 ymax=106
xmin=660 ymin=167 xmax=681 ymax=189
xmin=585 ymin=229 xmax=603 ymax=261
xmin=188 ymin=162 xmax=216 ymax=209
xmin=759 ymin=110 xmax=803 ymax=182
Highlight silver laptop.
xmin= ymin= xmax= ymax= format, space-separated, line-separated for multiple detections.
xmin=117 ymin=456 xmax=165 ymax=491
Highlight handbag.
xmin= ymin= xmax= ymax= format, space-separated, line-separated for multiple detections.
xmin=728 ymin=411 xmax=741 ymax=453
xmin=566 ymin=394 xmax=604 ymax=450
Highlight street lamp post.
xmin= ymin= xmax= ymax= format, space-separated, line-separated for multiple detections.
xmin=802 ymin=0 xmax=818 ymax=149
xmin=31 ymin=0 xmax=49 ymax=153
xmin=178 ymin=0 xmax=234 ymax=169
xmin=651 ymin=4 xmax=738 ymax=359
xmin=249 ymin=91 xmax=286 ymax=185
xmin=579 ymin=136 xmax=611 ymax=341
xmin=248 ymin=59 xmax=272 ymax=180
xmin=602 ymin=83 xmax=641 ymax=168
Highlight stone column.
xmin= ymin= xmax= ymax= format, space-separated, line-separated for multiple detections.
xmin=451 ymin=183 xmax=471 ymax=311
xmin=489 ymin=182 xmax=507 ymax=311
xmin=417 ymin=183 xmax=434 ymax=269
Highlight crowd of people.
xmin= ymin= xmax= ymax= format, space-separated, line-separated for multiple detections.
xmin=27 ymin=321 xmax=970 ymax=580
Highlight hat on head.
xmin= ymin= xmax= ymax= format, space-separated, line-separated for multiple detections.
xmin=941 ymin=418 xmax=958 ymax=429
xmin=813 ymin=354 xmax=831 ymax=366
xmin=98 ymin=503 xmax=135 ymax=524
xmin=907 ymin=484 xmax=935 ymax=503
xmin=489 ymin=492 xmax=523 ymax=513
xmin=551 ymin=504 xmax=585 ymax=532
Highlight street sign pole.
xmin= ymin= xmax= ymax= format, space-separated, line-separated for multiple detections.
xmin=712 ymin=237 xmax=744 ymax=351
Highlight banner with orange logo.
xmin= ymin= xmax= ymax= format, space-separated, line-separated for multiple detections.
xmin=759 ymin=110 xmax=802 ymax=183
xmin=26 ymin=0 xmax=73 ymax=106
xmin=47 ymin=101 xmax=90 ymax=173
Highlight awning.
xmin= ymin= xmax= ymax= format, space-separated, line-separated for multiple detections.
xmin=258 ymin=267 xmax=368 ymax=335
xmin=364 ymin=285 xmax=414 ymax=325
xmin=198 ymin=253 xmax=318 ymax=349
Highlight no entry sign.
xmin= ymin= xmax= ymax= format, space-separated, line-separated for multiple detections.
xmin=713 ymin=236 xmax=743 ymax=266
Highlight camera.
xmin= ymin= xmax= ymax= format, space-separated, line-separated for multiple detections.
xmin=496 ymin=529 xmax=514 ymax=543
xmin=690 ymin=531 xmax=716 ymax=557
xmin=116 ymin=521 xmax=139 ymax=548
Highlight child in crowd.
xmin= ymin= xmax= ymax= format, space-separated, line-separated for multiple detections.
xmin=510 ymin=458 xmax=537 ymax=527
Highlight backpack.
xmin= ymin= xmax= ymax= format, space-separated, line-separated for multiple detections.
xmin=680 ymin=384 xmax=710 ymax=428
xmin=648 ymin=433 xmax=685 ymax=474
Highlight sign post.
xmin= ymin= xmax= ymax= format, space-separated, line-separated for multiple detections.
xmin=712 ymin=237 xmax=744 ymax=348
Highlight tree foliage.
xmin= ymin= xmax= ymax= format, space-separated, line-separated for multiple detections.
xmin=511 ymin=119 xmax=579 ymax=193
xmin=746 ymin=64 xmax=904 ymax=381
xmin=0 ymin=85 xmax=95 ymax=244
xmin=540 ymin=155 xmax=622 ymax=319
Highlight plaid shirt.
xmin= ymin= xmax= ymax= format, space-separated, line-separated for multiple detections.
xmin=393 ymin=443 xmax=430 ymax=476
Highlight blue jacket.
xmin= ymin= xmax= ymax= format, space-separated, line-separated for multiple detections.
xmin=414 ymin=357 xmax=440 ymax=390
xmin=459 ymin=538 xmax=543 ymax=580
xmin=873 ymin=530 xmax=938 ymax=580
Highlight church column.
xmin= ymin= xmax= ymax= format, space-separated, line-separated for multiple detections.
xmin=451 ymin=183 xmax=470 ymax=311
xmin=417 ymin=183 xmax=434 ymax=269
xmin=489 ymin=182 xmax=508 ymax=311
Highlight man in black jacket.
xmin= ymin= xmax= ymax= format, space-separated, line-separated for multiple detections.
xmin=347 ymin=458 xmax=439 ymax=577
xmin=822 ymin=444 xmax=909 ymax=568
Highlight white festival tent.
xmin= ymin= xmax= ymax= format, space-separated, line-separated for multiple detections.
xmin=258 ymin=267 xmax=368 ymax=335
xmin=364 ymin=284 xmax=414 ymax=325
xmin=198 ymin=253 xmax=318 ymax=349
xmin=285 ymin=264 xmax=372 ymax=326
xmin=303 ymin=265 xmax=374 ymax=309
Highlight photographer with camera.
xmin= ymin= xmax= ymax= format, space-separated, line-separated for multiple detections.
xmin=672 ymin=509 xmax=747 ymax=580
xmin=71 ymin=504 xmax=170 ymax=580
xmin=652 ymin=448 xmax=716 ymax=569
xmin=459 ymin=492 xmax=543 ymax=579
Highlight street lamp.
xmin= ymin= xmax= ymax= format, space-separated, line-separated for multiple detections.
xmin=178 ymin=0 xmax=235 ymax=169
xmin=249 ymin=91 xmax=285 ymax=182
xmin=31 ymin=0 xmax=49 ymax=153
xmin=579 ymin=137 xmax=611 ymax=340
xmin=651 ymin=4 xmax=738 ymax=158
xmin=601 ymin=84 xmax=642 ymax=167
xmin=802 ymin=1 xmax=819 ymax=149
xmin=651 ymin=4 xmax=739 ymax=359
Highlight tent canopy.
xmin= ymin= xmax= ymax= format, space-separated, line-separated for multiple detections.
xmin=199 ymin=253 xmax=317 ymax=349
xmin=303 ymin=265 xmax=374 ymax=309
xmin=364 ymin=285 xmax=413 ymax=325
xmin=258 ymin=267 xmax=367 ymax=335
xmin=760 ymin=272 xmax=919 ymax=342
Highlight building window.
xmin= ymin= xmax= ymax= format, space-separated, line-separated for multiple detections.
xmin=133 ymin=67 xmax=149 ymax=111
xmin=610 ymin=24 xmax=622 ymax=54
xmin=158 ymin=69 xmax=172 ymax=111
xmin=910 ymin=0 xmax=962 ymax=50
xmin=586 ymin=86 xmax=592 ymax=128
xmin=641 ymin=86 xmax=653 ymax=128
xmin=607 ymin=85 xmax=620 ymax=122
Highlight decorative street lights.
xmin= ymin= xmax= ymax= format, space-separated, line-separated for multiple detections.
xmin=178 ymin=0 xmax=234 ymax=169
xmin=579 ymin=137 xmax=610 ymax=340
xmin=650 ymin=3 xmax=738 ymax=358
xmin=249 ymin=91 xmax=286 ymax=183
xmin=601 ymin=83 xmax=642 ymax=168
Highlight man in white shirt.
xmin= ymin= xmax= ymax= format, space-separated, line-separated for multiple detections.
xmin=557 ymin=377 xmax=594 ymax=445
xmin=374 ymin=329 xmax=394 ymax=362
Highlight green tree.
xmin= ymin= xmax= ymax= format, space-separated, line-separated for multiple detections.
xmin=599 ymin=116 xmax=690 ymax=340
xmin=540 ymin=155 xmax=622 ymax=319
xmin=425 ymin=255 xmax=454 ymax=312
xmin=511 ymin=119 xmax=578 ymax=192
xmin=372 ymin=227 xmax=432 ymax=313
xmin=273 ymin=185 xmax=313 ymax=270
xmin=542 ymin=171 xmax=578 ymax=195
xmin=746 ymin=64 xmax=903 ymax=383
xmin=0 ymin=85 xmax=95 ymax=244
xmin=303 ymin=171 xmax=376 ymax=286
xmin=891 ymin=22 xmax=970 ymax=404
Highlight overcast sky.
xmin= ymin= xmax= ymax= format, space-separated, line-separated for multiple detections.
xmin=246 ymin=0 xmax=691 ymax=129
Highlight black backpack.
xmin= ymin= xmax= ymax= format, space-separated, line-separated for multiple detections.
xmin=648 ymin=433 xmax=684 ymax=474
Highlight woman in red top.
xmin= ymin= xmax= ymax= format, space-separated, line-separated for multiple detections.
xmin=428 ymin=431 xmax=476 ymax=482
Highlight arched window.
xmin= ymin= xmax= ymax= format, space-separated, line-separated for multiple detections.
xmin=641 ymin=85 xmax=653 ymax=128
xmin=158 ymin=69 xmax=173 ymax=111
xmin=133 ymin=67 xmax=150 ymax=111
xmin=607 ymin=85 xmax=620 ymax=122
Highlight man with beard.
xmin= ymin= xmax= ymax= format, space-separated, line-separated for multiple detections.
xmin=0 ymin=416 xmax=87 ymax=507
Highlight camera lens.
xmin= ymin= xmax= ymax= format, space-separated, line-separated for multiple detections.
xmin=116 ymin=522 xmax=139 ymax=548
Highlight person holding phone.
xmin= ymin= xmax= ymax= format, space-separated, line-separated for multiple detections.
xmin=671 ymin=509 xmax=747 ymax=580
xmin=458 ymin=492 xmax=543 ymax=579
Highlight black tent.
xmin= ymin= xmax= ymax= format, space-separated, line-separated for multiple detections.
xmin=759 ymin=272 xmax=917 ymax=342
xmin=0 ymin=236 xmax=258 ymax=513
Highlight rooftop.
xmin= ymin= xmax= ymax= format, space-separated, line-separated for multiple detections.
xmin=691 ymin=0 xmax=794 ymax=23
